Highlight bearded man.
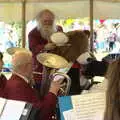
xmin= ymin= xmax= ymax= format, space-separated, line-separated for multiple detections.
xmin=28 ymin=9 xmax=63 ymax=83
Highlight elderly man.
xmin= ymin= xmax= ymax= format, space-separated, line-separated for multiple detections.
xmin=28 ymin=9 xmax=63 ymax=82
xmin=3 ymin=51 xmax=64 ymax=120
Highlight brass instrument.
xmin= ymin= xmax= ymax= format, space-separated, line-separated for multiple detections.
xmin=6 ymin=47 xmax=72 ymax=95
xmin=7 ymin=47 xmax=29 ymax=55
xmin=36 ymin=53 xmax=69 ymax=69
xmin=32 ymin=71 xmax=42 ymax=75
xmin=49 ymin=72 xmax=71 ymax=95
xmin=37 ymin=53 xmax=72 ymax=96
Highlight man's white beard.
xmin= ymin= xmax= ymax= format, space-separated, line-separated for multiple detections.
xmin=37 ymin=23 xmax=57 ymax=41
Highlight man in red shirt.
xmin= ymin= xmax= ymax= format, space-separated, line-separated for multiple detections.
xmin=3 ymin=51 xmax=64 ymax=120
xmin=28 ymin=9 xmax=63 ymax=83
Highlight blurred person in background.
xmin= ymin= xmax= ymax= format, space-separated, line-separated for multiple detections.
xmin=0 ymin=52 xmax=7 ymax=97
xmin=104 ymin=59 xmax=120 ymax=120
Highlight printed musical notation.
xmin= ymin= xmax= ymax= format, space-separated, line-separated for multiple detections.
xmin=59 ymin=92 xmax=105 ymax=120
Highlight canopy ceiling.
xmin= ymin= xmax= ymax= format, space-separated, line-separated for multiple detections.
xmin=0 ymin=0 xmax=120 ymax=22
xmin=0 ymin=0 xmax=120 ymax=2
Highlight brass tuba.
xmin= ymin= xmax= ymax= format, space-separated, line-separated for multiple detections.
xmin=49 ymin=72 xmax=71 ymax=95
xmin=36 ymin=53 xmax=72 ymax=96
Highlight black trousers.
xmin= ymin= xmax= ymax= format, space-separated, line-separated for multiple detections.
xmin=67 ymin=68 xmax=82 ymax=95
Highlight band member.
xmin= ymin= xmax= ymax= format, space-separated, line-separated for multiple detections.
xmin=3 ymin=51 xmax=64 ymax=120
xmin=28 ymin=9 xmax=63 ymax=83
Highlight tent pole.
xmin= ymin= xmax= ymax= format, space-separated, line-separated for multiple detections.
xmin=90 ymin=0 xmax=94 ymax=52
xmin=22 ymin=0 xmax=26 ymax=48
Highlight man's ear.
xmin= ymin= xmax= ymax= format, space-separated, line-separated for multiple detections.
xmin=21 ymin=63 xmax=28 ymax=71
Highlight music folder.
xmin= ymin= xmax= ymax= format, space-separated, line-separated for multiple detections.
xmin=0 ymin=98 xmax=39 ymax=120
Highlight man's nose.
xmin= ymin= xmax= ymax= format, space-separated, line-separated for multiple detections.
xmin=44 ymin=20 xmax=53 ymax=25
xmin=44 ymin=20 xmax=49 ymax=24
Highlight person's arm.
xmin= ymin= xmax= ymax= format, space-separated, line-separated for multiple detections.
xmin=28 ymin=33 xmax=45 ymax=55
xmin=4 ymin=81 xmax=57 ymax=120
xmin=34 ymin=79 xmax=64 ymax=119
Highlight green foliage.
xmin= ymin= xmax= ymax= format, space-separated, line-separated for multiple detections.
xmin=57 ymin=18 xmax=90 ymax=31
xmin=9 ymin=22 xmax=22 ymax=47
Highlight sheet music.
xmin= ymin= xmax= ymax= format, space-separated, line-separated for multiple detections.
xmin=71 ymin=92 xmax=105 ymax=120
xmin=63 ymin=109 xmax=77 ymax=120
xmin=0 ymin=98 xmax=6 ymax=117
xmin=0 ymin=99 xmax=26 ymax=120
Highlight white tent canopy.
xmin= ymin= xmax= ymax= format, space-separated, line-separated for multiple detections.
xmin=0 ymin=0 xmax=120 ymax=22
xmin=94 ymin=0 xmax=120 ymax=19
xmin=26 ymin=0 xmax=89 ymax=21
xmin=0 ymin=3 xmax=22 ymax=22
xmin=0 ymin=0 xmax=120 ymax=2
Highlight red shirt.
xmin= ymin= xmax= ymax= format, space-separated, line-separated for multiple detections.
xmin=3 ymin=74 xmax=57 ymax=120
xmin=28 ymin=26 xmax=63 ymax=82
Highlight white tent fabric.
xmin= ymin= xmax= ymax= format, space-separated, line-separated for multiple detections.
xmin=0 ymin=0 xmax=90 ymax=22
xmin=0 ymin=0 xmax=120 ymax=22
xmin=0 ymin=0 xmax=120 ymax=2
xmin=0 ymin=3 xmax=22 ymax=22
xmin=94 ymin=1 xmax=120 ymax=19
xmin=26 ymin=0 xmax=89 ymax=21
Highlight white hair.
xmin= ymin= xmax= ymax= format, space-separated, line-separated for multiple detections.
xmin=37 ymin=21 xmax=57 ymax=40
xmin=12 ymin=51 xmax=32 ymax=71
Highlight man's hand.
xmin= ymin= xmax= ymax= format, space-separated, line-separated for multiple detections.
xmin=49 ymin=79 xmax=65 ymax=96
xmin=44 ymin=43 xmax=56 ymax=50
